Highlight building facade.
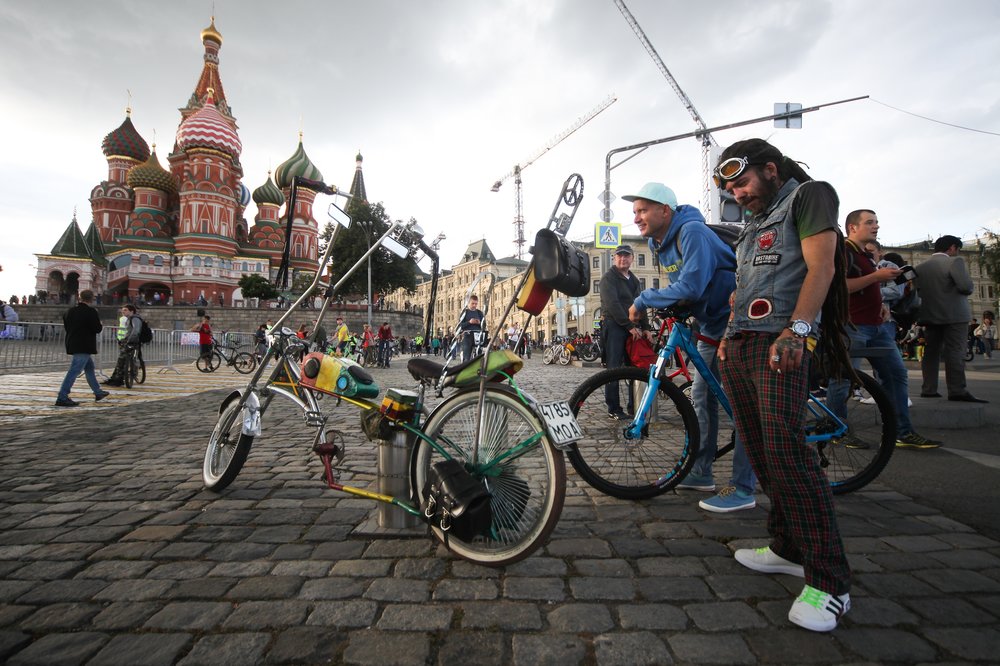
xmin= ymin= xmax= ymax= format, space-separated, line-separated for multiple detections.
xmin=34 ymin=18 xmax=327 ymax=306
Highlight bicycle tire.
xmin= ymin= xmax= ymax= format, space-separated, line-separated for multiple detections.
xmin=558 ymin=349 xmax=571 ymax=365
xmin=965 ymin=349 xmax=975 ymax=362
xmin=580 ymin=345 xmax=599 ymax=362
xmin=811 ymin=370 xmax=895 ymax=495
xmin=124 ymin=353 xmax=135 ymax=389
xmin=135 ymin=357 xmax=146 ymax=384
xmin=197 ymin=352 xmax=222 ymax=373
xmin=233 ymin=352 xmax=256 ymax=374
xmin=410 ymin=387 xmax=566 ymax=566
xmin=203 ymin=398 xmax=255 ymax=490
xmin=542 ymin=347 xmax=556 ymax=365
xmin=568 ymin=366 xmax=700 ymax=500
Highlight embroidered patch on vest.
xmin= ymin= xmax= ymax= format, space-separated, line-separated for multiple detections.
xmin=747 ymin=298 xmax=773 ymax=319
xmin=757 ymin=230 xmax=777 ymax=250
xmin=663 ymin=263 xmax=679 ymax=273
xmin=753 ymin=253 xmax=781 ymax=266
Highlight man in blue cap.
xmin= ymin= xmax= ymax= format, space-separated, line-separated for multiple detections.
xmin=624 ymin=182 xmax=756 ymax=513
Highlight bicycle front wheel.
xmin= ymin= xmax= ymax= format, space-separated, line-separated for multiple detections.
xmin=233 ymin=352 xmax=256 ymax=374
xmin=203 ymin=397 xmax=255 ymax=490
xmin=135 ymin=357 xmax=146 ymax=384
xmin=558 ymin=349 xmax=571 ymax=365
xmin=124 ymin=354 xmax=136 ymax=389
xmin=810 ymin=370 xmax=895 ymax=494
xmin=542 ymin=347 xmax=555 ymax=365
xmin=197 ymin=352 xmax=222 ymax=373
xmin=568 ymin=366 xmax=699 ymax=499
xmin=580 ymin=345 xmax=599 ymax=362
xmin=411 ymin=387 xmax=566 ymax=566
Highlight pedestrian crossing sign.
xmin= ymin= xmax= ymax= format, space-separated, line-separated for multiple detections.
xmin=595 ymin=223 xmax=621 ymax=249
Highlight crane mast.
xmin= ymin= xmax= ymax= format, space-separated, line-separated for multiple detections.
xmin=491 ymin=94 xmax=617 ymax=258
xmin=613 ymin=0 xmax=718 ymax=221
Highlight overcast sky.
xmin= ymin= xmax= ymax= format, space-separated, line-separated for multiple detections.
xmin=2 ymin=0 xmax=998 ymax=298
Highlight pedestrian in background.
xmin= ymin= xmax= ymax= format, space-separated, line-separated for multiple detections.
xmin=916 ymin=235 xmax=986 ymax=403
xmin=55 ymin=290 xmax=109 ymax=407
xmin=192 ymin=315 xmax=213 ymax=362
xmin=974 ymin=315 xmax=996 ymax=359
xmin=599 ymin=244 xmax=647 ymax=419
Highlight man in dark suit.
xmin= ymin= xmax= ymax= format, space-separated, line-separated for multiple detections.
xmin=916 ymin=235 xmax=986 ymax=402
xmin=56 ymin=290 xmax=110 ymax=406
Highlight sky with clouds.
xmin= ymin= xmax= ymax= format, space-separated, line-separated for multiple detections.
xmin=1 ymin=0 xmax=998 ymax=298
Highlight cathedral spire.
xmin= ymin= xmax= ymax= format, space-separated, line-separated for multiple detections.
xmin=348 ymin=150 xmax=367 ymax=204
xmin=184 ymin=15 xmax=232 ymax=120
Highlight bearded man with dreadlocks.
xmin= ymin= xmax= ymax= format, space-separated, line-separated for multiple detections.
xmin=715 ymin=138 xmax=854 ymax=633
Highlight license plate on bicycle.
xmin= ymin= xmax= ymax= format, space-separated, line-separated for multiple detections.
xmin=538 ymin=400 xmax=583 ymax=450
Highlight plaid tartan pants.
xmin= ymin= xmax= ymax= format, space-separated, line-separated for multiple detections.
xmin=721 ymin=332 xmax=851 ymax=595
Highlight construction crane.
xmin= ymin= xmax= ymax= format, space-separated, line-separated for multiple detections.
xmin=613 ymin=0 xmax=719 ymax=222
xmin=491 ymin=94 xmax=617 ymax=259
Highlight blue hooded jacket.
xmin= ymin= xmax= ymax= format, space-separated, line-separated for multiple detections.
xmin=632 ymin=205 xmax=736 ymax=340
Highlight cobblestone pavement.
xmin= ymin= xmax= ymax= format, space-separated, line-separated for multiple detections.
xmin=2 ymin=355 xmax=999 ymax=665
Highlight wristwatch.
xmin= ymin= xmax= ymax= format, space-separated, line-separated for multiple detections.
xmin=786 ymin=319 xmax=812 ymax=338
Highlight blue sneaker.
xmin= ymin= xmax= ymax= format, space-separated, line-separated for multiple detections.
xmin=699 ymin=486 xmax=756 ymax=513
xmin=675 ymin=473 xmax=715 ymax=492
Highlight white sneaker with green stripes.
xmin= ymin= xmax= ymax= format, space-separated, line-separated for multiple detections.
xmin=788 ymin=584 xmax=850 ymax=632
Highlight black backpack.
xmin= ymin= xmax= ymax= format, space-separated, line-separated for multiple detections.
xmin=139 ymin=318 xmax=154 ymax=344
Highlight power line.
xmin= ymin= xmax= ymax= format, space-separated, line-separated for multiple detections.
xmin=870 ymin=98 xmax=1000 ymax=137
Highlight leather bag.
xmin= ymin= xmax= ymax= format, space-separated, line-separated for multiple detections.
xmin=531 ymin=229 xmax=590 ymax=297
xmin=421 ymin=459 xmax=493 ymax=541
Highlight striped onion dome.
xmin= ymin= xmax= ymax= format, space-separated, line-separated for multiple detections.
xmin=252 ymin=172 xmax=285 ymax=206
xmin=238 ymin=182 xmax=252 ymax=207
xmin=101 ymin=115 xmax=150 ymax=161
xmin=274 ymin=137 xmax=323 ymax=189
xmin=126 ymin=148 xmax=177 ymax=194
xmin=175 ymin=89 xmax=242 ymax=157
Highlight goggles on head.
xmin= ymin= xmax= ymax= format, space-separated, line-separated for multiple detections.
xmin=713 ymin=156 xmax=755 ymax=187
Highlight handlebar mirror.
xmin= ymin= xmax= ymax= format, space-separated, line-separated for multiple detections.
xmin=382 ymin=235 xmax=410 ymax=259
xmin=327 ymin=203 xmax=352 ymax=229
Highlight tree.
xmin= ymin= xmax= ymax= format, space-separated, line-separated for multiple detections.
xmin=326 ymin=200 xmax=418 ymax=297
xmin=238 ymin=274 xmax=279 ymax=300
xmin=977 ymin=228 xmax=1000 ymax=290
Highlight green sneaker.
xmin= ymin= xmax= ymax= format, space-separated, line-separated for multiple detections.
xmin=896 ymin=431 xmax=941 ymax=449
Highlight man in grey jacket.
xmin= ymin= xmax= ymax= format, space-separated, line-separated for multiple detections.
xmin=916 ymin=235 xmax=985 ymax=402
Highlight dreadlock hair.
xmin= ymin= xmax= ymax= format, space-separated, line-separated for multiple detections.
xmin=717 ymin=138 xmax=854 ymax=380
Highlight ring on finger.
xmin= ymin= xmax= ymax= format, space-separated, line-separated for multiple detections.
xmin=771 ymin=354 xmax=781 ymax=363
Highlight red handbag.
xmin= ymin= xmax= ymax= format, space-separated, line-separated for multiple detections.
xmin=626 ymin=335 xmax=658 ymax=368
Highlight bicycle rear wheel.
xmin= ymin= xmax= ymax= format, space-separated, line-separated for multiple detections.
xmin=411 ymin=387 xmax=565 ymax=566
xmin=580 ymin=344 xmax=599 ymax=362
xmin=568 ymin=366 xmax=699 ymax=499
xmin=135 ymin=357 xmax=146 ymax=384
xmin=542 ymin=347 xmax=556 ymax=365
xmin=809 ymin=370 xmax=895 ymax=494
xmin=233 ymin=352 xmax=256 ymax=374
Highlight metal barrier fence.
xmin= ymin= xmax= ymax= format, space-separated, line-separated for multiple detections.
xmin=0 ymin=321 xmax=258 ymax=375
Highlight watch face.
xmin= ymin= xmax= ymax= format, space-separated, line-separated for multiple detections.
xmin=792 ymin=321 xmax=810 ymax=336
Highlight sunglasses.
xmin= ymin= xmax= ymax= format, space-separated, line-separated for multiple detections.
xmin=713 ymin=156 xmax=756 ymax=187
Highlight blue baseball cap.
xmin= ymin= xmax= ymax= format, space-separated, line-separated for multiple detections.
xmin=621 ymin=182 xmax=678 ymax=210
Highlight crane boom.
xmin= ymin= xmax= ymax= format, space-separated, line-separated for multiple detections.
xmin=613 ymin=0 xmax=718 ymax=221
xmin=490 ymin=94 xmax=617 ymax=258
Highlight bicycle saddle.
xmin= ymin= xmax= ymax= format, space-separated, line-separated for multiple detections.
xmin=407 ymin=355 xmax=474 ymax=386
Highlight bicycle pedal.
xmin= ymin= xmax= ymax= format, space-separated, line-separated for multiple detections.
xmin=304 ymin=410 xmax=326 ymax=427
xmin=312 ymin=430 xmax=346 ymax=463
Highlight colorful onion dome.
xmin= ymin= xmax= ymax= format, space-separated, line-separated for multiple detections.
xmin=175 ymin=89 xmax=242 ymax=157
xmin=101 ymin=115 xmax=150 ymax=162
xmin=274 ymin=136 xmax=323 ymax=189
xmin=252 ymin=172 xmax=285 ymax=206
xmin=238 ymin=182 xmax=251 ymax=207
xmin=126 ymin=148 xmax=177 ymax=194
xmin=201 ymin=17 xmax=223 ymax=45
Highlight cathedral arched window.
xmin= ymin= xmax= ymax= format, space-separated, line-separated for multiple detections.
xmin=153 ymin=256 xmax=163 ymax=267
xmin=139 ymin=254 xmax=149 ymax=266
xmin=242 ymin=262 xmax=248 ymax=272
xmin=204 ymin=258 xmax=213 ymax=268
xmin=192 ymin=257 xmax=202 ymax=267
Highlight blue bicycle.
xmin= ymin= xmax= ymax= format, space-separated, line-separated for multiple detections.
xmin=568 ymin=308 xmax=896 ymax=499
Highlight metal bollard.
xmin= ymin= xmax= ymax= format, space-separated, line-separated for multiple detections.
xmin=377 ymin=429 xmax=420 ymax=528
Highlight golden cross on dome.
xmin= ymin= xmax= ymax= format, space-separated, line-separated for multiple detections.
xmin=126 ymin=89 xmax=132 ymax=117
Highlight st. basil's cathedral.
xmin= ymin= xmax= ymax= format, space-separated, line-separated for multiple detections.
xmin=33 ymin=17 xmax=363 ymax=305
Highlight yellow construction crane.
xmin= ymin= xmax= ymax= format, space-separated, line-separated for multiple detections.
xmin=491 ymin=94 xmax=617 ymax=259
